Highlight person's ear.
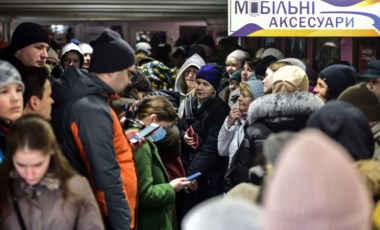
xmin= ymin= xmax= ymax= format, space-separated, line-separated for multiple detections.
xmin=29 ymin=96 xmax=40 ymax=111
xmin=148 ymin=114 xmax=157 ymax=123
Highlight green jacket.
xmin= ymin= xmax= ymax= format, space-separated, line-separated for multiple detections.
xmin=134 ymin=138 xmax=176 ymax=230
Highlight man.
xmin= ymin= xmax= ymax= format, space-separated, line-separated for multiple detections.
xmin=361 ymin=60 xmax=380 ymax=97
xmin=0 ymin=22 xmax=50 ymax=69
xmin=20 ymin=66 xmax=54 ymax=120
xmin=51 ymin=29 xmax=138 ymax=230
xmin=45 ymin=48 xmax=59 ymax=74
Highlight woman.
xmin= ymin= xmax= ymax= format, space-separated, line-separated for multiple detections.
xmin=218 ymin=80 xmax=264 ymax=166
xmin=241 ymin=59 xmax=259 ymax=82
xmin=0 ymin=60 xmax=25 ymax=164
xmin=129 ymin=95 xmax=190 ymax=230
xmin=313 ymin=64 xmax=356 ymax=102
xmin=179 ymin=64 xmax=230 ymax=214
xmin=0 ymin=114 xmax=104 ymax=229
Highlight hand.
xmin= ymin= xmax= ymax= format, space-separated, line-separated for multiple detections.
xmin=169 ymin=177 xmax=191 ymax=192
xmin=186 ymin=179 xmax=198 ymax=191
xmin=227 ymin=107 xmax=241 ymax=127
xmin=125 ymin=130 xmax=146 ymax=150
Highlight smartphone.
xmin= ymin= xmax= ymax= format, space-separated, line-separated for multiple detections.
xmin=187 ymin=172 xmax=202 ymax=181
xmin=250 ymin=0 xmax=259 ymax=17
xmin=129 ymin=123 xmax=160 ymax=144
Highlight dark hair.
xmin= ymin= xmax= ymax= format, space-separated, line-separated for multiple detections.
xmin=136 ymin=95 xmax=176 ymax=122
xmin=19 ymin=66 xmax=50 ymax=107
xmin=0 ymin=114 xmax=77 ymax=218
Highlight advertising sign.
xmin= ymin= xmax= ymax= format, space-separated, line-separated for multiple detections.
xmin=229 ymin=0 xmax=380 ymax=37
xmin=358 ymin=44 xmax=377 ymax=72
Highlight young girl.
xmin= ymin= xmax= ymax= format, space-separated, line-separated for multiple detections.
xmin=0 ymin=60 xmax=24 ymax=164
xmin=0 ymin=114 xmax=104 ymax=229
xmin=128 ymin=95 xmax=190 ymax=230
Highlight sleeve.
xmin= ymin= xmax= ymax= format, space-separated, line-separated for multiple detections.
xmin=187 ymin=106 xmax=229 ymax=175
xmin=217 ymin=117 xmax=237 ymax=157
xmin=72 ymin=106 xmax=131 ymax=230
xmin=134 ymin=142 xmax=176 ymax=209
xmin=71 ymin=176 xmax=105 ymax=230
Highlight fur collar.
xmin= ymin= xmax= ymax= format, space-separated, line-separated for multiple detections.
xmin=11 ymin=170 xmax=61 ymax=191
xmin=247 ymin=92 xmax=324 ymax=125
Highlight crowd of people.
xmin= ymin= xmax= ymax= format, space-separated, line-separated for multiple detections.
xmin=0 ymin=21 xmax=380 ymax=230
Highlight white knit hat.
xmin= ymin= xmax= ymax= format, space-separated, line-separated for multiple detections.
xmin=263 ymin=129 xmax=372 ymax=230
xmin=78 ymin=43 xmax=93 ymax=54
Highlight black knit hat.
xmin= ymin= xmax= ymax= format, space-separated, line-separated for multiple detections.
xmin=255 ymin=55 xmax=278 ymax=77
xmin=319 ymin=64 xmax=356 ymax=100
xmin=89 ymin=29 xmax=135 ymax=73
xmin=10 ymin=22 xmax=50 ymax=53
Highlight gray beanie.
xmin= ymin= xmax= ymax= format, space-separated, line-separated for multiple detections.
xmin=0 ymin=60 xmax=24 ymax=92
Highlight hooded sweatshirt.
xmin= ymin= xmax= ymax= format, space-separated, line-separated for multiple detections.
xmin=174 ymin=53 xmax=205 ymax=99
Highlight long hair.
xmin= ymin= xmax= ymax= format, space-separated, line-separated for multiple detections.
xmin=0 ymin=114 xmax=77 ymax=218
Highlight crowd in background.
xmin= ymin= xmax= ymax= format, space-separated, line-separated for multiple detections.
xmin=0 ymin=22 xmax=380 ymax=230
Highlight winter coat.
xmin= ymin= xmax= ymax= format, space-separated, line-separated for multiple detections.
xmin=372 ymin=122 xmax=380 ymax=161
xmin=133 ymin=138 xmax=176 ymax=230
xmin=179 ymin=95 xmax=230 ymax=211
xmin=0 ymin=120 xmax=10 ymax=164
xmin=224 ymin=92 xmax=324 ymax=192
xmin=51 ymin=67 xmax=137 ymax=230
xmin=217 ymin=117 xmax=246 ymax=166
xmin=0 ymin=173 xmax=104 ymax=230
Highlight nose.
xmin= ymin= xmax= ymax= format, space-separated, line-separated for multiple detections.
xmin=42 ymin=49 xmax=48 ymax=59
xmin=11 ymin=90 xmax=21 ymax=101
xmin=24 ymin=167 xmax=35 ymax=181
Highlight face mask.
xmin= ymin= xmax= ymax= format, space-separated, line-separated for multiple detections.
xmin=151 ymin=127 xmax=167 ymax=142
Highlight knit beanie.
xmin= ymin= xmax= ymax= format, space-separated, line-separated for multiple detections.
xmin=182 ymin=196 xmax=262 ymax=230
xmin=361 ymin=60 xmax=380 ymax=79
xmin=245 ymin=79 xmax=264 ymax=100
xmin=229 ymin=69 xmax=242 ymax=82
xmin=78 ymin=43 xmax=93 ymax=54
xmin=141 ymin=60 xmax=176 ymax=90
xmin=47 ymin=49 xmax=58 ymax=62
xmin=89 ymin=28 xmax=135 ymax=73
xmin=272 ymin=65 xmax=309 ymax=93
xmin=318 ymin=64 xmax=357 ymax=100
xmin=196 ymin=64 xmax=223 ymax=90
xmin=263 ymin=129 xmax=372 ymax=230
xmin=226 ymin=49 xmax=250 ymax=64
xmin=338 ymin=83 xmax=380 ymax=122
xmin=307 ymin=100 xmax=374 ymax=160
xmin=10 ymin=22 xmax=50 ymax=53
xmin=255 ymin=55 xmax=278 ymax=77
xmin=261 ymin=48 xmax=284 ymax=60
xmin=0 ymin=60 xmax=25 ymax=92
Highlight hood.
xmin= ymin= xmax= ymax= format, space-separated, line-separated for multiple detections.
xmin=51 ymin=67 xmax=113 ymax=105
xmin=60 ymin=42 xmax=85 ymax=68
xmin=248 ymin=92 xmax=324 ymax=126
xmin=307 ymin=100 xmax=374 ymax=160
xmin=174 ymin=54 xmax=205 ymax=95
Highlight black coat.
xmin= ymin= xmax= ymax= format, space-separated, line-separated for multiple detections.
xmin=179 ymin=95 xmax=230 ymax=211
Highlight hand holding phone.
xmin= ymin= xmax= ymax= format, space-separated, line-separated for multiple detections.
xmin=129 ymin=123 xmax=160 ymax=144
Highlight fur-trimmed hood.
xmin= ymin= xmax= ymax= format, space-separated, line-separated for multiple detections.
xmin=247 ymin=92 xmax=324 ymax=131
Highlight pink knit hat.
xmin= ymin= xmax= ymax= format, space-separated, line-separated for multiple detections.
xmin=263 ymin=129 xmax=372 ymax=230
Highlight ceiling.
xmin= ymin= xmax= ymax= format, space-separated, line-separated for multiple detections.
xmin=0 ymin=0 xmax=228 ymax=22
